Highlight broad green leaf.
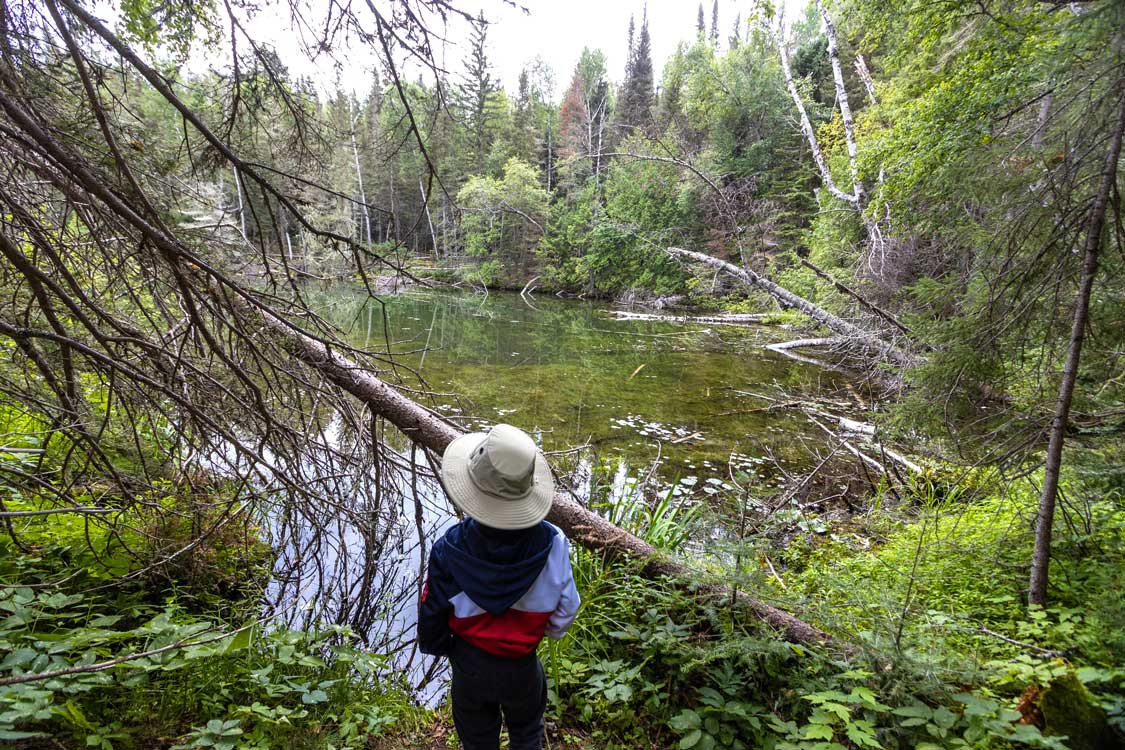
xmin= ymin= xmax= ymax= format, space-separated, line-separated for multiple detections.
xmin=302 ymin=689 xmax=329 ymax=704
xmin=801 ymin=723 xmax=835 ymax=740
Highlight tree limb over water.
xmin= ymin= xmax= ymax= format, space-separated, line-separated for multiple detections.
xmin=0 ymin=0 xmax=836 ymax=648
xmin=666 ymin=247 xmax=920 ymax=369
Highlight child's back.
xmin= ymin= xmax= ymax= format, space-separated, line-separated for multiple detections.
xmin=418 ymin=424 xmax=580 ymax=750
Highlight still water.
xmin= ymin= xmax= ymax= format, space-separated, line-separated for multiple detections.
xmin=326 ymin=286 xmax=848 ymax=498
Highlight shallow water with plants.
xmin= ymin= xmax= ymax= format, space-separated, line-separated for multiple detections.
xmin=321 ymin=287 xmax=858 ymax=501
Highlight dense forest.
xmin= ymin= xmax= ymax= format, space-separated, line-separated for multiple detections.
xmin=0 ymin=0 xmax=1123 ymax=748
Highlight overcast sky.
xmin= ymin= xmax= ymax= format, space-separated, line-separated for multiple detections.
xmin=223 ymin=0 xmax=809 ymax=100
xmin=468 ymin=0 xmax=772 ymax=97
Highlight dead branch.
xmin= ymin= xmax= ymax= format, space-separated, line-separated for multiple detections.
xmin=668 ymin=247 xmax=918 ymax=368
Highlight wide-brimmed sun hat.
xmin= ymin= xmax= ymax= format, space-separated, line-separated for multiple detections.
xmin=440 ymin=423 xmax=554 ymax=530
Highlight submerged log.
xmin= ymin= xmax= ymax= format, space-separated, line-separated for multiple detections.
xmin=768 ymin=337 xmax=844 ymax=351
xmin=260 ymin=309 xmax=837 ymax=647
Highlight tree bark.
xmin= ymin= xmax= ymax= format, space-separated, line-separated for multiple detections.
xmin=667 ymin=247 xmax=918 ymax=368
xmin=768 ymin=22 xmax=856 ymax=206
xmin=1028 ymin=92 xmax=1125 ymax=607
xmin=819 ymin=0 xmax=864 ymax=206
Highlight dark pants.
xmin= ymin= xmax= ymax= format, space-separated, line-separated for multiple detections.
xmin=449 ymin=637 xmax=547 ymax=750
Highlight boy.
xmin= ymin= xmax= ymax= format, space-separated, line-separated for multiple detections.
xmin=418 ymin=423 xmax=581 ymax=750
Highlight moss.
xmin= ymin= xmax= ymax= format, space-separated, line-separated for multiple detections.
xmin=1038 ymin=671 xmax=1115 ymax=750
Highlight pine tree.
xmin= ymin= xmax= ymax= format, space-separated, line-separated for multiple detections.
xmin=617 ymin=9 xmax=654 ymax=133
xmin=696 ymin=4 xmax=705 ymax=38
xmin=458 ymin=12 xmax=498 ymax=174
xmin=710 ymin=0 xmax=719 ymax=46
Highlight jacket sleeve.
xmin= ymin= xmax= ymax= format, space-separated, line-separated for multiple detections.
xmin=417 ymin=543 xmax=454 ymax=656
xmin=545 ymin=534 xmax=581 ymax=640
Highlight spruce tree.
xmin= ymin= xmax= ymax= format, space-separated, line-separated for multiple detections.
xmin=617 ymin=9 xmax=654 ymax=134
xmin=696 ymin=4 xmax=705 ymax=38
xmin=730 ymin=13 xmax=742 ymax=49
xmin=626 ymin=14 xmax=635 ymax=71
xmin=458 ymin=12 xmax=497 ymax=174
xmin=710 ymin=0 xmax=719 ymax=46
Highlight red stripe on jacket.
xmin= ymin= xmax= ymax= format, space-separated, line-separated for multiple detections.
xmin=449 ymin=609 xmax=554 ymax=658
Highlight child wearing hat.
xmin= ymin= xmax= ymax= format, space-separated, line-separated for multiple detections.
xmin=418 ymin=424 xmax=581 ymax=750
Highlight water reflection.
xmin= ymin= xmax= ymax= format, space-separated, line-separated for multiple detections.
xmin=319 ymin=287 xmax=844 ymax=486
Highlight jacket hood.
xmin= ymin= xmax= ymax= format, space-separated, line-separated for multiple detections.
xmin=440 ymin=519 xmax=554 ymax=616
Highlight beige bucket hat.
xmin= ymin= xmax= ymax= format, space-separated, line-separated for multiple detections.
xmin=440 ymin=423 xmax=554 ymax=530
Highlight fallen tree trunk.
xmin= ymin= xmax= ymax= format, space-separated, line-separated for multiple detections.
xmin=798 ymin=258 xmax=913 ymax=338
xmin=258 ymin=308 xmax=837 ymax=647
xmin=668 ymin=247 xmax=918 ymax=368
xmin=609 ymin=310 xmax=768 ymax=326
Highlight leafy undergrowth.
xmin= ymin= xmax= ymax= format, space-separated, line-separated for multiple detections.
xmin=4 ymin=449 xmax=1124 ymax=749
xmin=531 ymin=469 xmax=1125 ymax=750
xmin=0 ymin=485 xmax=424 ymax=749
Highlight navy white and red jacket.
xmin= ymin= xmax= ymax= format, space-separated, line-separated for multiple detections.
xmin=417 ymin=519 xmax=580 ymax=659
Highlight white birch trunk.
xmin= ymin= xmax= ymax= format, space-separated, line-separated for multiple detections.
xmin=350 ymin=119 xmax=372 ymax=248
xmin=668 ymin=247 xmax=917 ymax=367
xmin=232 ymin=165 xmax=247 ymax=238
xmin=419 ymin=177 xmax=438 ymax=257
xmin=768 ymin=24 xmax=857 ymax=205
xmin=819 ymin=0 xmax=864 ymax=205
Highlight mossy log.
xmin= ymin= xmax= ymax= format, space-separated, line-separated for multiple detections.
xmin=1039 ymin=672 xmax=1116 ymax=750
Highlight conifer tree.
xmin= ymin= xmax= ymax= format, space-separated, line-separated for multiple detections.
xmin=626 ymin=14 xmax=635 ymax=70
xmin=696 ymin=3 xmax=705 ymax=37
xmin=710 ymin=0 xmax=719 ymax=46
xmin=617 ymin=10 xmax=654 ymax=133
xmin=457 ymin=11 xmax=498 ymax=174
xmin=557 ymin=70 xmax=589 ymax=162
xmin=729 ymin=13 xmax=741 ymax=49
xmin=511 ymin=69 xmax=538 ymax=165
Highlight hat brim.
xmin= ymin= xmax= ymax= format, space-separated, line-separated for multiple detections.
xmin=440 ymin=432 xmax=554 ymax=530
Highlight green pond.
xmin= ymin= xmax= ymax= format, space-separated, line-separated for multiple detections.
xmin=319 ymin=287 xmax=856 ymax=505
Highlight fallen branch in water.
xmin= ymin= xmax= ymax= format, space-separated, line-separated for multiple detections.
xmin=667 ymin=247 xmax=919 ymax=369
xmin=806 ymin=414 xmax=923 ymax=478
xmin=608 ymin=310 xmax=769 ymax=326
xmin=768 ymin=337 xmax=844 ymax=351
xmin=808 ymin=416 xmax=888 ymax=476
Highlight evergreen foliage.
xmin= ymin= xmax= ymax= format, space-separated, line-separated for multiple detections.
xmin=616 ymin=9 xmax=655 ymax=134
xmin=456 ymin=12 xmax=500 ymax=175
